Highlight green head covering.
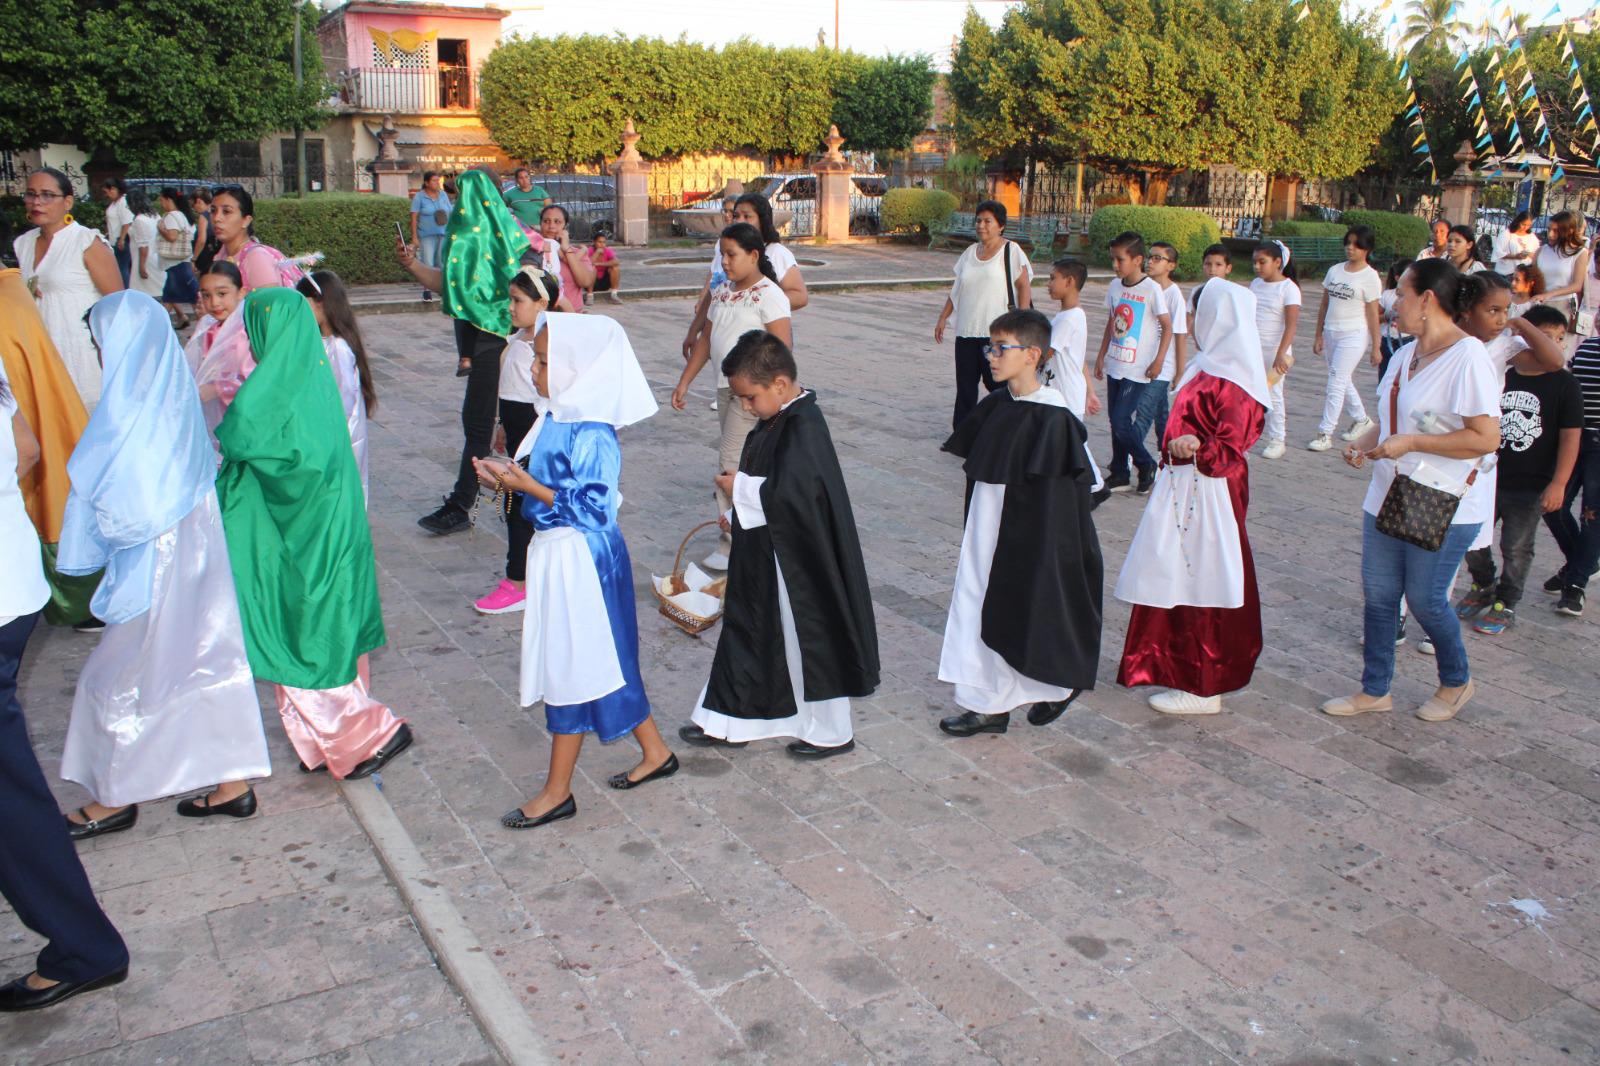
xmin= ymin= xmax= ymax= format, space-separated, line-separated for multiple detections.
xmin=441 ymin=169 xmax=531 ymax=337
xmin=215 ymin=288 xmax=385 ymax=689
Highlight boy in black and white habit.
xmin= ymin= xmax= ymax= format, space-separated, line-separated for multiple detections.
xmin=938 ymin=309 xmax=1104 ymax=736
xmin=680 ymin=331 xmax=879 ymax=759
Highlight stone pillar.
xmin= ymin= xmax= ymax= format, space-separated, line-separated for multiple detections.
xmin=1439 ymin=141 xmax=1479 ymax=229
xmin=1266 ymin=177 xmax=1299 ymax=222
xmin=984 ymin=165 xmax=1022 ymax=219
xmin=812 ymin=125 xmax=852 ymax=244
xmin=369 ymin=115 xmax=414 ymax=198
xmin=610 ymin=119 xmax=651 ymax=247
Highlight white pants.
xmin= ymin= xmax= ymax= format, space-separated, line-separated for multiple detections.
xmin=1265 ymin=376 xmax=1287 ymax=442
xmin=1319 ymin=328 xmax=1369 ymax=435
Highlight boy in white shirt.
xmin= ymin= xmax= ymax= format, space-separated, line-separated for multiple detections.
xmin=1044 ymin=258 xmax=1094 ymax=416
xmin=1131 ymin=241 xmax=1187 ymax=488
xmin=1094 ymin=232 xmax=1172 ymax=494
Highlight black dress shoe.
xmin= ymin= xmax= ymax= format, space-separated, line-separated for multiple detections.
xmin=501 ymin=794 xmax=576 ymax=829
xmin=417 ymin=498 xmax=471 ymax=535
xmin=72 ymin=617 xmax=106 ymax=633
xmin=938 ymin=711 xmax=1010 ymax=737
xmin=176 ymin=789 xmax=258 ymax=819
xmin=787 ymin=738 xmax=855 ymax=760
xmin=1027 ymin=690 xmax=1082 ymax=727
xmin=297 ymin=759 xmax=327 ymax=774
xmin=0 ymin=965 xmax=128 ymax=1012
xmin=345 ymin=723 xmax=414 ymax=780
xmin=1090 ymin=486 xmax=1112 ymax=510
xmin=677 ymin=723 xmax=748 ymax=748
xmin=65 ymin=805 xmax=137 ymax=841
xmin=608 ymin=752 xmax=680 ymax=790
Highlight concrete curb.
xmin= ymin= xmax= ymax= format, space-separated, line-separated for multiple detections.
xmin=340 ymin=777 xmax=556 ymax=1066
xmin=350 ymin=270 xmax=1116 ymax=316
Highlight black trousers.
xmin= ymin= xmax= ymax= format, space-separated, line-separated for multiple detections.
xmin=451 ymin=320 xmax=508 ymax=512
xmin=952 ymin=335 xmax=997 ymax=430
xmin=1465 ymin=489 xmax=1544 ymax=607
xmin=0 ymin=613 xmax=127 ymax=983
xmin=499 ymin=398 xmax=539 ymax=582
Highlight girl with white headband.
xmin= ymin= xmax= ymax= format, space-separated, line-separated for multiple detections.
xmin=1250 ymin=239 xmax=1301 ymax=459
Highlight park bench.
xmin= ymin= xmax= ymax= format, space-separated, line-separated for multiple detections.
xmin=929 ymin=211 xmax=1060 ymax=262
xmin=1273 ymin=235 xmax=1346 ymax=268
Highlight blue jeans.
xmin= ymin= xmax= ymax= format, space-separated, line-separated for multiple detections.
xmin=1543 ymin=428 xmax=1600 ymax=590
xmin=1361 ymin=512 xmax=1479 ymax=696
xmin=1132 ymin=379 xmax=1171 ymax=455
xmin=1106 ymin=376 xmax=1157 ymax=478
xmin=113 ymin=242 xmax=131 ymax=286
xmin=418 ymin=234 xmax=444 ymax=294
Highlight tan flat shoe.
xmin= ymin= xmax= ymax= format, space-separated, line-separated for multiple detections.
xmin=1416 ymin=679 xmax=1475 ymax=722
xmin=1320 ymin=693 xmax=1393 ymax=717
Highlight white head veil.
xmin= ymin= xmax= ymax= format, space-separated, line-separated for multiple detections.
xmin=533 ymin=311 xmax=657 ymax=427
xmin=1177 ymin=279 xmax=1271 ymax=411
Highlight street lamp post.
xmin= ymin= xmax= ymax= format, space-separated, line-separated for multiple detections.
xmin=294 ymin=2 xmax=307 ymax=198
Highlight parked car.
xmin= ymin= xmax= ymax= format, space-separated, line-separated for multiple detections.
xmin=669 ymin=173 xmax=886 ymax=238
xmin=502 ymin=174 xmax=616 ymax=240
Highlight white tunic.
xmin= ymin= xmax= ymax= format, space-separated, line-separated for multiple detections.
xmin=937 ymin=386 xmax=1076 ymax=715
xmin=61 ymin=490 xmax=271 ymax=807
xmin=13 ymin=223 xmax=109 ymax=410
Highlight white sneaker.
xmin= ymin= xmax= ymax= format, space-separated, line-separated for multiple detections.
xmin=1148 ymin=689 xmax=1222 ymax=715
xmin=1307 ymin=434 xmax=1334 ymax=451
xmin=700 ymin=551 xmax=730 ymax=571
xmin=1262 ymin=440 xmax=1287 ymax=459
xmin=1417 ymin=638 xmax=1435 ymax=656
xmin=709 ymin=399 xmax=718 ymax=411
xmin=1341 ymin=418 xmax=1375 ymax=442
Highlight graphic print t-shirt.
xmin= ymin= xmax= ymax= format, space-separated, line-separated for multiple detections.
xmin=1102 ymin=276 xmax=1165 ymax=380
xmin=1321 ymin=264 xmax=1381 ymax=332
xmin=1496 ymin=367 xmax=1584 ymax=493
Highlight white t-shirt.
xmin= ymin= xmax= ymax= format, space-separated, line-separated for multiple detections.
xmin=0 ymin=385 xmax=51 ymax=624
xmin=1046 ymin=307 xmax=1088 ymax=418
xmin=104 ymin=197 xmax=133 ymax=244
xmin=949 ymin=241 xmax=1033 ymax=338
xmin=1321 ymin=263 xmax=1382 ymax=333
xmin=709 ymin=242 xmax=799 ymax=288
xmin=1362 ymin=336 xmax=1502 ymax=528
xmin=1251 ymin=277 xmax=1302 ymax=358
xmin=708 ymin=277 xmax=791 ymax=386
xmin=1153 ymin=281 xmax=1187 ymax=382
xmin=1492 ymin=231 xmax=1540 ymax=275
xmin=498 ymin=332 xmax=539 ymax=403
xmin=1102 ymin=276 xmax=1166 ymax=380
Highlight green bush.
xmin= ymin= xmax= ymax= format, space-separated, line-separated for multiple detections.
xmin=1085 ymin=205 xmax=1222 ymax=280
xmin=1338 ymin=209 xmax=1429 ymax=262
xmin=1267 ymin=220 xmax=1346 ymax=239
xmin=252 ymin=193 xmax=412 ymax=285
xmin=70 ymin=198 xmax=107 ymax=233
xmin=881 ymin=188 xmax=957 ymax=236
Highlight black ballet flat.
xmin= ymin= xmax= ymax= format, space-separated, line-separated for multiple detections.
xmin=1027 ymin=690 xmax=1082 ymax=727
xmin=176 ymin=789 xmax=258 ymax=819
xmin=677 ymin=723 xmax=747 ymax=749
xmin=345 ymin=723 xmax=414 ymax=780
xmin=297 ymin=759 xmax=327 ymax=774
xmin=501 ymin=794 xmax=576 ymax=829
xmin=0 ymin=965 xmax=128 ymax=1013
xmin=608 ymin=752 xmax=680 ymax=790
xmin=787 ymin=739 xmax=855 ymax=760
xmin=65 ymin=805 xmax=137 ymax=841
xmin=938 ymin=711 xmax=1010 ymax=737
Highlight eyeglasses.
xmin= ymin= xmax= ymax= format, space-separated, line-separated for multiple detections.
xmin=1147 ymin=254 xmax=1173 ymax=263
xmin=23 ymin=190 xmax=67 ymax=202
xmin=982 ymin=343 xmax=1033 ymax=357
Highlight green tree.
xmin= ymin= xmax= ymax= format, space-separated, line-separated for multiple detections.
xmin=947 ymin=0 xmax=1400 ymax=197
xmin=829 ymin=53 xmax=937 ymax=153
xmin=1400 ymin=0 xmax=1467 ymax=54
xmin=0 ymin=0 xmax=331 ymax=173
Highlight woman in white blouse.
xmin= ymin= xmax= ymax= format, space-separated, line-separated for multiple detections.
xmin=1532 ymin=211 xmax=1593 ymax=331
xmin=933 ymin=199 xmax=1033 ymax=428
xmin=1492 ymin=212 xmax=1539 ymax=275
xmin=1322 ymin=259 xmax=1501 ymax=725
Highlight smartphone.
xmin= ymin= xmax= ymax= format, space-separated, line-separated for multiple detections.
xmin=394 ymin=221 xmax=407 ymax=245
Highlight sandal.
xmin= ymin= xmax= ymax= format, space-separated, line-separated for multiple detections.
xmin=456 ymin=358 xmax=472 ymax=377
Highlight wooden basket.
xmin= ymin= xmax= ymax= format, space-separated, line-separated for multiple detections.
xmin=654 ymin=520 xmax=728 ymax=636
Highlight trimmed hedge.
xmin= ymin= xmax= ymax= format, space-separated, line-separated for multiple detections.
xmin=881 ymin=188 xmax=957 ymax=237
xmin=1267 ymin=220 xmax=1345 ymax=239
xmin=252 ymin=193 xmax=412 ymax=285
xmin=1085 ymin=205 xmax=1221 ymax=280
xmin=1338 ymin=210 xmax=1429 ymax=262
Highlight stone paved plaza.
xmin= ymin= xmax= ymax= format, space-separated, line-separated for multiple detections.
xmin=5 ymin=273 xmax=1600 ymax=1065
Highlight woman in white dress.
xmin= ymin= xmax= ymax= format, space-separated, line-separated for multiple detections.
xmin=12 ymin=169 xmax=123 ymax=411
xmin=1492 ymin=212 xmax=1540 ymax=276
xmin=55 ymin=291 xmax=271 ymax=840
xmin=125 ymin=189 xmax=165 ymax=300
xmin=1533 ymin=211 xmax=1593 ymax=337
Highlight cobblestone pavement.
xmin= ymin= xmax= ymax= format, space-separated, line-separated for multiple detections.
xmin=6 ymin=275 xmax=1599 ymax=1065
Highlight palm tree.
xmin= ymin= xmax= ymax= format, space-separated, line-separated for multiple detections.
xmin=1401 ymin=0 xmax=1468 ymax=54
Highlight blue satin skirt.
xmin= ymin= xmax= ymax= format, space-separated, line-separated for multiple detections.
xmin=544 ymin=526 xmax=652 ymax=742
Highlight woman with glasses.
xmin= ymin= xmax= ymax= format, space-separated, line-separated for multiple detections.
xmin=12 ymin=170 xmax=123 ymax=411
xmin=933 ymin=199 xmax=1033 ymax=428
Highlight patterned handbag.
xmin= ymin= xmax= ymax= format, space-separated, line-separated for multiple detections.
xmin=1373 ymin=365 xmax=1480 ymax=552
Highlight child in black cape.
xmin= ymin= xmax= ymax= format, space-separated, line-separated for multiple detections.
xmin=681 ymin=331 xmax=879 ymax=759
xmin=938 ymin=309 xmax=1103 ymax=736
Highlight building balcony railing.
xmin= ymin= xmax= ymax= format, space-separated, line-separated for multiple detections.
xmin=336 ymin=67 xmax=478 ymax=113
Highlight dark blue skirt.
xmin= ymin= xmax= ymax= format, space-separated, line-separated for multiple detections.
xmin=161 ymin=260 xmax=198 ymax=303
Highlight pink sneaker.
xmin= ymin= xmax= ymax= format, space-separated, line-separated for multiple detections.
xmin=474 ymin=579 xmax=526 ymax=615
